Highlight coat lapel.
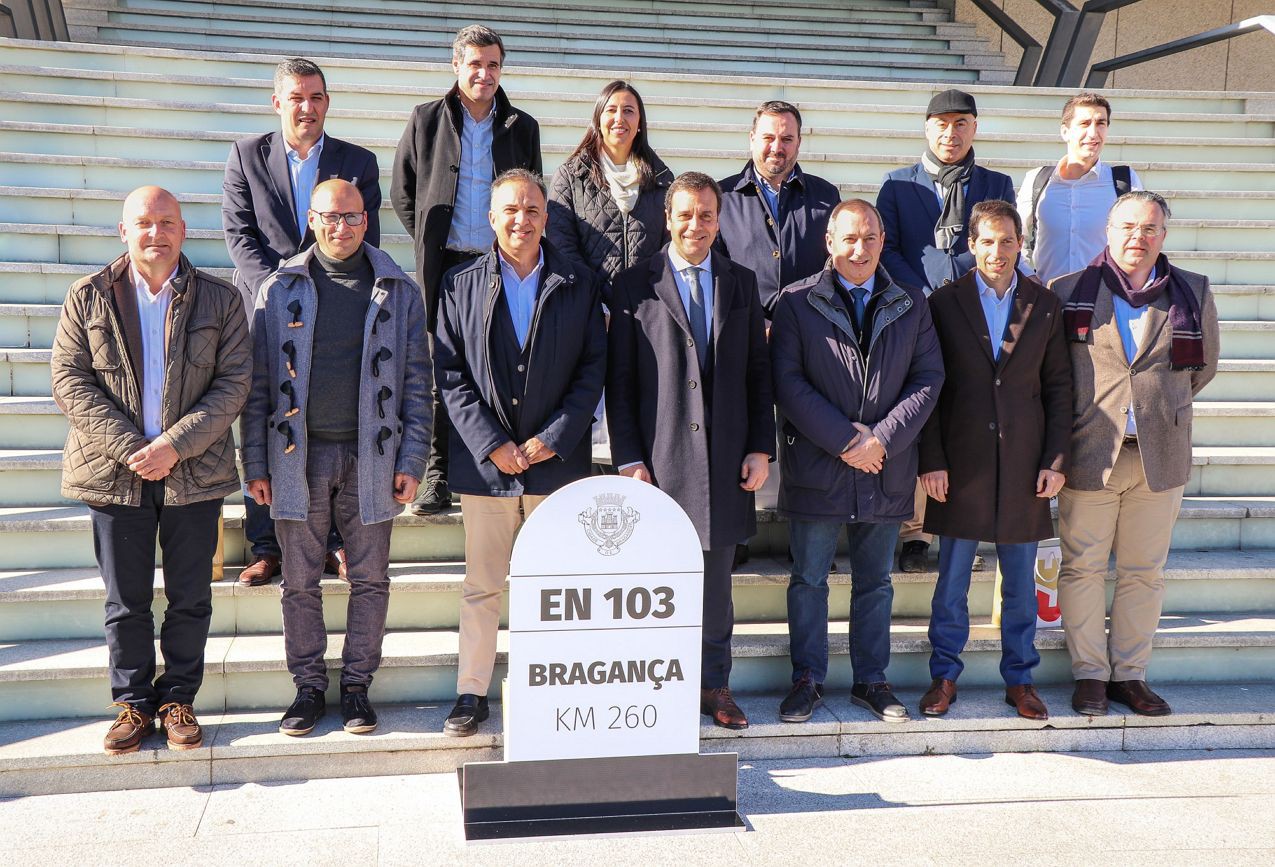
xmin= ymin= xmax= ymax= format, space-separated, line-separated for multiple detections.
xmin=995 ymin=274 xmax=1038 ymax=374
xmin=710 ymin=252 xmax=733 ymax=344
xmin=908 ymin=164 xmax=941 ymax=223
xmin=652 ymin=253 xmax=694 ymax=339
xmin=1093 ymin=285 xmax=1126 ymax=367
xmin=1131 ymin=291 xmax=1170 ymax=366
xmin=263 ymin=133 xmax=302 ymax=247
xmin=953 ymin=272 xmax=996 ymax=366
xmin=963 ymin=166 xmax=988 ymax=227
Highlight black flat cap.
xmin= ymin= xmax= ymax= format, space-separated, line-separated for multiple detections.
xmin=926 ymin=89 xmax=978 ymax=118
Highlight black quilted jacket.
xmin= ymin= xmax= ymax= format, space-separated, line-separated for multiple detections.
xmin=546 ymin=152 xmax=673 ymax=285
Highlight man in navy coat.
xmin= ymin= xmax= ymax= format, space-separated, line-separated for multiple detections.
xmin=876 ymin=89 xmax=1014 ymax=575
xmin=222 ymin=57 xmax=382 ymax=587
xmin=607 ymin=172 xmax=775 ymax=730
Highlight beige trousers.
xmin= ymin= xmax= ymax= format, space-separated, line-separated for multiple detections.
xmin=899 ymin=480 xmax=932 ymax=545
xmin=1057 ymin=443 xmax=1184 ymax=681
xmin=456 ymin=493 xmax=548 ymax=696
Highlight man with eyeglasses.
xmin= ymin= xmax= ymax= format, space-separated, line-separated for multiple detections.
xmin=1051 ymin=190 xmax=1218 ymax=719
xmin=242 ymin=179 xmax=432 ymax=737
xmin=223 ymin=57 xmax=382 ymax=588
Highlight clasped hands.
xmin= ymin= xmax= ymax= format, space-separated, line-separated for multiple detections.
xmin=841 ymin=421 xmax=885 ymax=474
xmin=488 ymin=437 xmax=556 ymax=475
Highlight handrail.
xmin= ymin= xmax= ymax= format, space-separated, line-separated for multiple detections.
xmin=967 ymin=0 xmax=1043 ymax=86
xmin=1085 ymin=15 xmax=1275 ymax=88
xmin=0 ymin=0 xmax=66 ymax=40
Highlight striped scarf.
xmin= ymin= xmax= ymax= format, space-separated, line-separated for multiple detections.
xmin=1063 ymin=249 xmax=1206 ymax=370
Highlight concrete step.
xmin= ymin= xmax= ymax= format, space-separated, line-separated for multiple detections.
xmin=6 ymin=64 xmax=1274 ymax=141
xmin=11 ymin=109 xmax=1275 ymax=177
xmin=0 ymin=495 xmax=1270 ymax=571
xmin=0 ymin=39 xmax=1258 ymax=118
xmin=1198 ymin=360 xmax=1275 ymax=402
xmin=1 ymin=550 xmax=1270 ymax=641
xmin=3 ymin=683 xmax=1273 ymax=796
xmin=1 ymin=612 xmax=1273 ymax=720
xmin=90 ymin=23 xmax=992 ymax=82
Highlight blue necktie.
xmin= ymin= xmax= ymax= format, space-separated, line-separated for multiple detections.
xmin=684 ymin=266 xmax=709 ymax=370
xmin=851 ymin=285 xmax=868 ymax=333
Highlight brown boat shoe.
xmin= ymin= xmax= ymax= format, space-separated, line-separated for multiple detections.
xmin=158 ymin=702 xmax=204 ymax=750
xmin=104 ymin=702 xmax=154 ymax=755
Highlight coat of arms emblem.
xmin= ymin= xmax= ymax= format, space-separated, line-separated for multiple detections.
xmin=579 ymin=492 xmax=640 ymax=556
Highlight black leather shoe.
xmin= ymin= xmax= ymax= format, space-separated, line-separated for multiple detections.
xmin=898 ymin=541 xmax=929 ymax=573
xmin=851 ymin=681 xmax=909 ymax=722
xmin=340 ymin=684 xmax=378 ymax=734
xmin=779 ymin=676 xmax=824 ymax=723
xmin=411 ymin=480 xmax=452 ymax=515
xmin=280 ymin=685 xmax=326 ymax=736
xmin=444 ymin=693 xmax=489 ymax=737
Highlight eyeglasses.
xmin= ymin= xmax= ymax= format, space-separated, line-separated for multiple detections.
xmin=309 ymin=210 xmax=366 ymax=226
xmin=1111 ymin=223 xmax=1165 ymax=238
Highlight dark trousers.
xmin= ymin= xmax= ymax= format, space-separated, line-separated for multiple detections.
xmin=276 ymin=441 xmax=393 ymax=690
xmin=702 ymin=544 xmax=736 ymax=689
xmin=788 ymin=519 xmax=901 ymax=685
xmin=244 ymin=493 xmax=341 ymax=559
xmin=90 ymin=480 xmax=221 ymax=714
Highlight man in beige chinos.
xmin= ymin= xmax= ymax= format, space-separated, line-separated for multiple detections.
xmin=1050 ymin=191 xmax=1218 ymax=718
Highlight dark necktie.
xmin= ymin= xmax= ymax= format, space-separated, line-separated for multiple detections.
xmin=684 ymin=266 xmax=709 ymax=370
xmin=850 ymin=284 xmax=868 ymax=333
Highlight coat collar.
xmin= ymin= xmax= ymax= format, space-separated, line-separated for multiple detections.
xmin=731 ymin=160 xmax=808 ymax=193
xmin=445 ymin=85 xmax=518 ymax=134
xmin=274 ymin=242 xmax=408 ymax=298
xmin=951 ymin=268 xmax=1040 ymax=369
xmin=808 ymin=264 xmax=910 ymax=345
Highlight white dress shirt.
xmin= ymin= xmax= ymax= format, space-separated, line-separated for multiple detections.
xmin=974 ymin=270 xmax=1018 ymax=362
xmin=131 ymin=264 xmax=178 ymax=439
xmin=286 ymin=134 xmax=325 ymax=238
xmin=1019 ymin=160 xmax=1144 ymax=286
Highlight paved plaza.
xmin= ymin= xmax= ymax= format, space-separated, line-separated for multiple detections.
xmin=5 ymin=748 xmax=1274 ymax=865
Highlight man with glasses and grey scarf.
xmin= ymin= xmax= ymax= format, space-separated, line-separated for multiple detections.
xmin=876 ymin=89 xmax=1016 ymax=575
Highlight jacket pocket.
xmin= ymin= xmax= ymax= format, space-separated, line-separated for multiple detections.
xmin=780 ymin=428 xmax=837 ymax=492
xmin=1175 ymin=401 xmax=1193 ymax=426
xmin=86 ymin=318 xmax=121 ymax=371
xmin=63 ymin=434 xmax=119 ymax=493
xmin=185 ymin=435 xmax=239 ymax=489
xmin=185 ymin=317 xmax=221 ymax=367
xmin=881 ymin=447 xmax=918 ymax=498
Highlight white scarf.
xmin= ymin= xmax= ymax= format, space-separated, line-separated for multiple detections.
xmin=601 ymin=152 xmax=641 ymax=216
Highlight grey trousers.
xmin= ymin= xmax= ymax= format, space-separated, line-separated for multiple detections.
xmin=276 ymin=440 xmax=394 ymax=690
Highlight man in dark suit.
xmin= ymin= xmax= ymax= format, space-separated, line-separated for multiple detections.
xmin=222 ymin=57 xmax=382 ymax=587
xmin=391 ymin=25 xmax=542 ymax=515
xmin=876 ymin=88 xmax=1016 ymax=575
xmin=918 ymin=200 xmax=1072 ymax=721
xmin=607 ymin=171 xmax=775 ymax=730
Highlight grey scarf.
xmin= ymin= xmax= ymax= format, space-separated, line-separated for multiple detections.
xmin=920 ymin=147 xmax=975 ymax=251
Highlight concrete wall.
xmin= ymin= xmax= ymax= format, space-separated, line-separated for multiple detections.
xmin=954 ymin=0 xmax=1275 ymax=92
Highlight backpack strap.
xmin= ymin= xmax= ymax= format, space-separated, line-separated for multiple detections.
xmin=1111 ymin=164 xmax=1132 ymax=197
xmin=1023 ymin=166 xmax=1053 ymax=260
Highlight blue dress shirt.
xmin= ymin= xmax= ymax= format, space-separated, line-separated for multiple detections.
xmin=1111 ymin=266 xmax=1155 ymax=435
xmin=286 ymin=134 xmax=325 ymax=237
xmin=448 ymin=107 xmax=496 ymax=252
xmin=974 ymin=270 xmax=1018 ymax=362
xmin=667 ymin=246 xmax=714 ymax=340
xmin=499 ymin=248 xmax=545 ymax=348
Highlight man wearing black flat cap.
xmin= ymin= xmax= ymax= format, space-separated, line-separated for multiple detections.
xmin=876 ymin=88 xmax=1017 ymax=574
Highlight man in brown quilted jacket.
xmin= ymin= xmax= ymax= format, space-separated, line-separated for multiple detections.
xmin=51 ymin=186 xmax=252 ymax=755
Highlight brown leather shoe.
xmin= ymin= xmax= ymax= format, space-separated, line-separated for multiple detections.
xmin=1005 ymin=684 xmax=1049 ymax=720
xmin=1107 ymin=680 xmax=1171 ymax=716
xmin=103 ymin=702 xmax=153 ymax=755
xmin=1072 ymin=678 xmax=1109 ymax=716
xmin=157 ymin=702 xmax=204 ymax=750
xmin=920 ymin=678 xmax=958 ymax=716
xmin=239 ymin=554 xmax=280 ymax=587
xmin=324 ymin=549 xmax=349 ymax=583
xmin=701 ymin=687 xmax=749 ymax=730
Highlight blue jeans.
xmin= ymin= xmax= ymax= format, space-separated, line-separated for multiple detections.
xmin=788 ymin=519 xmax=900 ymax=685
xmin=929 ymin=536 xmax=1040 ymax=685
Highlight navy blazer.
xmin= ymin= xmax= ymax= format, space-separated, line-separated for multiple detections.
xmin=876 ymin=162 xmax=1015 ymax=292
xmin=222 ymin=131 xmax=382 ymax=305
xmin=433 ymin=242 xmax=606 ymax=498
xmin=606 ymin=247 xmax=775 ymax=550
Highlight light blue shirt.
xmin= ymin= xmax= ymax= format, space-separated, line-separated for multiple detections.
xmin=754 ymin=168 xmax=790 ymax=220
xmin=448 ymin=107 xmax=496 ymax=252
xmin=499 ymin=248 xmax=544 ymax=348
xmin=1112 ymin=266 xmax=1155 ymax=435
xmin=974 ymin=270 xmax=1018 ymax=361
xmin=286 ymin=134 xmax=325 ymax=238
xmin=667 ymin=246 xmax=713 ymax=341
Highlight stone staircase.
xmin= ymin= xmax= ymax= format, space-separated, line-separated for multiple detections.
xmin=0 ymin=0 xmax=1273 ymax=795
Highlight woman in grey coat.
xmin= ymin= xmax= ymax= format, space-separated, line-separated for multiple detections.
xmin=547 ymin=80 xmax=673 ymax=469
